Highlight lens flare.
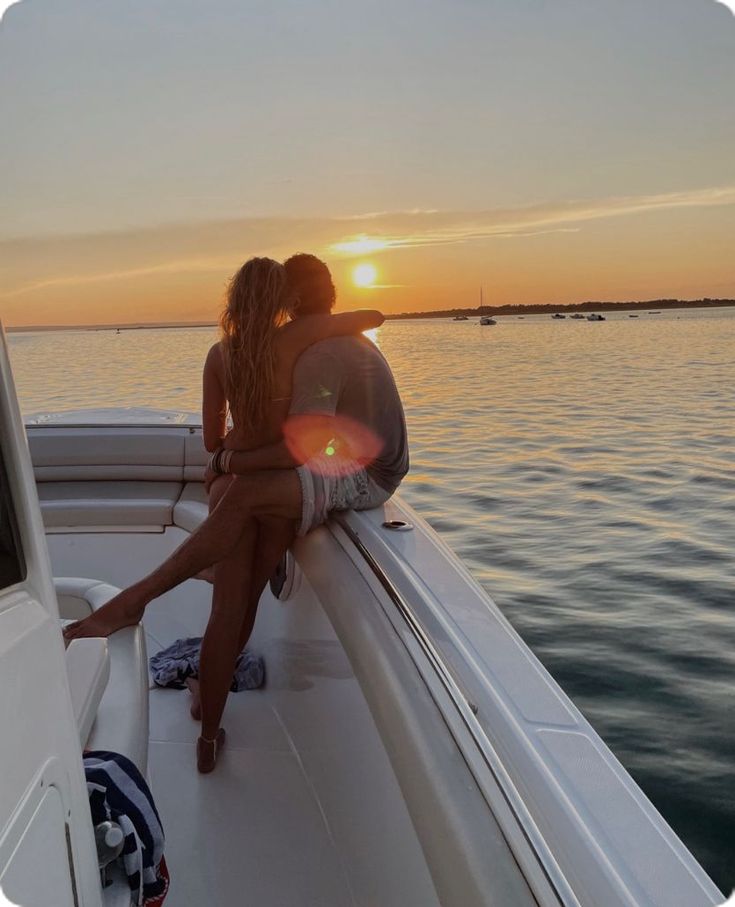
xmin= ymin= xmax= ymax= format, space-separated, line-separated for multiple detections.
xmin=284 ymin=414 xmax=383 ymax=476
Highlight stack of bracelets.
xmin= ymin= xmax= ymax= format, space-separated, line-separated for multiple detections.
xmin=208 ymin=447 xmax=234 ymax=476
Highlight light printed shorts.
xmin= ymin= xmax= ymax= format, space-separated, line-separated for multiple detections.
xmin=294 ymin=453 xmax=393 ymax=536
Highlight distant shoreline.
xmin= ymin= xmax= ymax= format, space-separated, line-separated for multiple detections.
xmin=6 ymin=321 xmax=218 ymax=334
xmin=384 ymin=298 xmax=735 ymax=321
xmin=5 ymin=298 xmax=735 ymax=332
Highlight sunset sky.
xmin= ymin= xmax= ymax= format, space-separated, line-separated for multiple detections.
xmin=1 ymin=0 xmax=734 ymax=326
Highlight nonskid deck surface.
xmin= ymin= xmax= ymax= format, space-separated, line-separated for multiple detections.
xmin=47 ymin=531 xmax=440 ymax=907
xmin=148 ymin=644 xmax=423 ymax=907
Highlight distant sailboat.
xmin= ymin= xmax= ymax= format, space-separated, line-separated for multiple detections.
xmin=478 ymin=286 xmax=496 ymax=325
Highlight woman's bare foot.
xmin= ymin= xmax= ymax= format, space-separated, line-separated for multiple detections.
xmin=197 ymin=728 xmax=226 ymax=774
xmin=62 ymin=587 xmax=146 ymax=640
xmin=185 ymin=678 xmax=202 ymax=720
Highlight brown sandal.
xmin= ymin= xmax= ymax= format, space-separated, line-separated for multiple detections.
xmin=197 ymin=728 xmax=226 ymax=773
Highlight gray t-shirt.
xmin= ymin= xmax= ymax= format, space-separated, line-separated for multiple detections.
xmin=289 ymin=336 xmax=409 ymax=492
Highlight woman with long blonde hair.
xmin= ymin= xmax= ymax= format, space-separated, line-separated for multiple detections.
xmin=196 ymin=255 xmax=382 ymax=770
xmin=64 ymin=254 xmax=383 ymax=771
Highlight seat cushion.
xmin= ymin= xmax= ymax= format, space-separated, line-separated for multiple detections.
xmin=184 ymin=431 xmax=209 ymax=482
xmin=56 ymin=578 xmax=149 ymax=773
xmin=173 ymin=482 xmax=209 ymax=533
xmin=28 ymin=427 xmax=186 ymax=481
xmin=38 ymin=481 xmax=182 ymax=529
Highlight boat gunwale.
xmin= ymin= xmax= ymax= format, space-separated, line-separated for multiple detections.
xmin=333 ymin=513 xmax=577 ymax=907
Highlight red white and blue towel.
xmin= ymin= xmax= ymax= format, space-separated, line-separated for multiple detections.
xmin=84 ymin=750 xmax=169 ymax=906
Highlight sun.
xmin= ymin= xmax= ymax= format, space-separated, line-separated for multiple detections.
xmin=353 ymin=263 xmax=377 ymax=288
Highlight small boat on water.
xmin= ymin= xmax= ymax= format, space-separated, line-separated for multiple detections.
xmin=587 ymin=313 xmax=606 ymax=321
xmin=0 ymin=324 xmax=723 ymax=907
xmin=570 ymin=313 xmax=585 ymax=319
xmin=452 ymin=315 xmax=469 ymax=321
xmin=477 ymin=287 xmax=496 ymax=325
xmin=552 ymin=313 xmax=566 ymax=319
xmin=648 ymin=311 xmax=662 ymax=314
xmin=629 ymin=314 xmax=639 ymax=318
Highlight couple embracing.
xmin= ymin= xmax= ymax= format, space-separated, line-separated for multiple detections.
xmin=64 ymin=253 xmax=409 ymax=772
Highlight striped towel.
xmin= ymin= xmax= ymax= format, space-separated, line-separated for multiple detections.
xmin=84 ymin=751 xmax=168 ymax=906
xmin=149 ymin=636 xmax=265 ymax=692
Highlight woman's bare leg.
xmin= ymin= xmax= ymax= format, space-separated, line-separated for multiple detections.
xmin=198 ymin=517 xmax=258 ymax=752
xmin=237 ymin=517 xmax=297 ymax=652
xmin=62 ymin=471 xmax=302 ymax=640
xmin=189 ymin=516 xmax=297 ymax=721
xmin=194 ymin=476 xmax=231 ymax=584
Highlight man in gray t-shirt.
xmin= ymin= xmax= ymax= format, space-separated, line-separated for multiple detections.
xmin=287 ymin=334 xmax=409 ymax=533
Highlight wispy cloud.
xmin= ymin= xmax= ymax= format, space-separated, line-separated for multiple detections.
xmin=343 ymin=208 xmax=441 ymax=221
xmin=328 ymin=185 xmax=735 ymax=256
xmin=1 ymin=257 xmax=232 ymax=299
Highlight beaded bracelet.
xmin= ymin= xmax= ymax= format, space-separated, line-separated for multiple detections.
xmin=207 ymin=447 xmax=234 ymax=476
xmin=222 ymin=449 xmax=234 ymax=474
xmin=208 ymin=448 xmax=224 ymax=475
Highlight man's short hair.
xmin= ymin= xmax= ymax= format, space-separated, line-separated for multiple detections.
xmin=284 ymin=253 xmax=336 ymax=316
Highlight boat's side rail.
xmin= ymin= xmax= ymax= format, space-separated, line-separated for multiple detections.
xmin=293 ymin=527 xmax=542 ymax=907
xmin=328 ymin=503 xmax=723 ymax=907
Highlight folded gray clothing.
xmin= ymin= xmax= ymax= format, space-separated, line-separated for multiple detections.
xmin=150 ymin=637 xmax=264 ymax=692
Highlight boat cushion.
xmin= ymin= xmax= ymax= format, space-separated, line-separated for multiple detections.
xmin=38 ymin=481 xmax=182 ymax=529
xmin=56 ymin=578 xmax=149 ymax=773
xmin=184 ymin=431 xmax=209 ymax=482
xmin=173 ymin=482 xmax=209 ymax=533
xmin=28 ymin=427 xmax=185 ymax=482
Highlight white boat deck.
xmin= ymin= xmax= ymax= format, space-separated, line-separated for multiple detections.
xmin=147 ymin=605 xmax=440 ymax=907
xmin=48 ymin=529 xmax=441 ymax=907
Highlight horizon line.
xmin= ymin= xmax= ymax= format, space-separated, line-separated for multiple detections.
xmin=4 ymin=297 xmax=735 ymax=332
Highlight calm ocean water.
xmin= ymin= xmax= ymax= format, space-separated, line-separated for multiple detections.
xmin=7 ymin=307 xmax=735 ymax=891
